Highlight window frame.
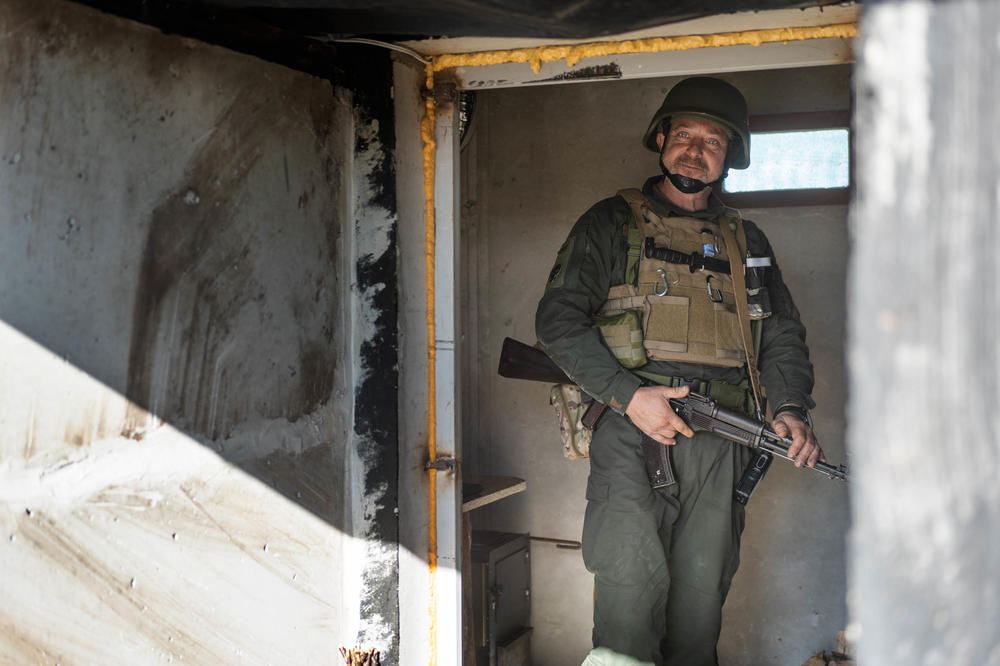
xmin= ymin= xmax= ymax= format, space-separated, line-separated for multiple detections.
xmin=715 ymin=110 xmax=852 ymax=208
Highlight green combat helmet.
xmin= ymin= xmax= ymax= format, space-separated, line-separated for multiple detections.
xmin=642 ymin=76 xmax=751 ymax=172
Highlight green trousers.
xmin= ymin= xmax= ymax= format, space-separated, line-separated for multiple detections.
xmin=582 ymin=411 xmax=752 ymax=666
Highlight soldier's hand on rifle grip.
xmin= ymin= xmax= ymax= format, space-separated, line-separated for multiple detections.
xmin=625 ymin=385 xmax=695 ymax=446
xmin=772 ymin=411 xmax=825 ymax=468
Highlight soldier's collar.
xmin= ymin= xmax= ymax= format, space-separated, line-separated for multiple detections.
xmin=641 ymin=176 xmax=726 ymax=220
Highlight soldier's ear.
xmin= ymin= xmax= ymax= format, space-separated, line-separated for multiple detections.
xmin=655 ymin=132 xmax=666 ymax=151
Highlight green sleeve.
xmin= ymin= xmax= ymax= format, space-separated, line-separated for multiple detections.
xmin=745 ymin=220 xmax=816 ymax=411
xmin=535 ymin=197 xmax=642 ymax=415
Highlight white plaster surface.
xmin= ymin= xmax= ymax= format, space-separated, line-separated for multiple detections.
xmin=851 ymin=1 xmax=1000 ymax=664
xmin=0 ymin=323 xmax=352 ymax=664
xmin=0 ymin=0 xmax=378 ymax=662
xmin=392 ymin=57 xmax=436 ymax=666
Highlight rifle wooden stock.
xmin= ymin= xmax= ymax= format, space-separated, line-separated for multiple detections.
xmin=498 ymin=337 xmax=610 ymax=429
xmin=497 ymin=337 xmax=676 ymax=487
xmin=497 ymin=337 xmax=573 ymax=385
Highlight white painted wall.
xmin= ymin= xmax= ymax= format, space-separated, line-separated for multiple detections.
xmin=0 ymin=1 xmax=396 ymax=662
xmin=461 ymin=65 xmax=852 ymax=666
xmin=852 ymin=1 xmax=1000 ymax=663
xmin=394 ymin=56 xmax=436 ymax=666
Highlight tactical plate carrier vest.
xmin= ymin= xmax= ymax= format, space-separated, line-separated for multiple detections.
xmin=596 ymin=188 xmax=752 ymax=369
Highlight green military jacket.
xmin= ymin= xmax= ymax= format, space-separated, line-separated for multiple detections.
xmin=535 ymin=177 xmax=815 ymax=416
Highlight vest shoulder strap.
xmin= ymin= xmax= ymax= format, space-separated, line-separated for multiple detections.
xmin=720 ymin=206 xmax=748 ymax=256
xmin=617 ymin=187 xmax=646 ymax=209
xmin=617 ymin=189 xmax=645 ymax=286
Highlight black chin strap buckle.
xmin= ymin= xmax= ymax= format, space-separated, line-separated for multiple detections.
xmin=664 ymin=171 xmax=710 ymax=194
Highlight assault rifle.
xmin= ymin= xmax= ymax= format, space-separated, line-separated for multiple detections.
xmin=498 ymin=338 xmax=849 ymax=500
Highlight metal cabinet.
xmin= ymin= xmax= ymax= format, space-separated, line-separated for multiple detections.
xmin=471 ymin=530 xmax=532 ymax=666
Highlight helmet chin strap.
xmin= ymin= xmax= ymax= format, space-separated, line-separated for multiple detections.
xmin=663 ymin=168 xmax=711 ymax=194
xmin=658 ymin=146 xmax=727 ymax=194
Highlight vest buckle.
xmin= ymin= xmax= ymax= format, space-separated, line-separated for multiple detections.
xmin=654 ymin=268 xmax=670 ymax=296
xmin=706 ymin=275 xmax=723 ymax=303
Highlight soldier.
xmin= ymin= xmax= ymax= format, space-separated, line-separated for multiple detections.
xmin=535 ymin=77 xmax=824 ymax=666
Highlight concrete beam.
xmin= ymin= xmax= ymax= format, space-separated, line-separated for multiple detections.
xmin=443 ymin=38 xmax=853 ymax=91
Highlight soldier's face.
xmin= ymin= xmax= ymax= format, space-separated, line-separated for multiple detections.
xmin=656 ymin=117 xmax=730 ymax=183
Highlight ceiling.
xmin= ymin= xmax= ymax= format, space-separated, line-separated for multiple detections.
xmin=68 ymin=0 xmax=858 ymax=88
xmin=74 ymin=0 xmax=852 ymax=43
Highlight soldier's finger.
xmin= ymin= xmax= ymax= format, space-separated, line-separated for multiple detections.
xmin=806 ymin=446 xmax=821 ymax=467
xmin=671 ymin=416 xmax=694 ymax=439
xmin=650 ymin=433 xmax=677 ymax=446
xmin=786 ymin=437 xmax=804 ymax=465
xmin=660 ymin=384 xmax=690 ymax=400
xmin=797 ymin=436 xmax=818 ymax=467
xmin=809 ymin=434 xmax=826 ymax=464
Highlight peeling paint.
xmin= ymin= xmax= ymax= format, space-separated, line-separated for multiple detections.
xmin=537 ymin=62 xmax=623 ymax=81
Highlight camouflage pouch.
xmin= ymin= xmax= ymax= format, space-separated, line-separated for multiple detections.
xmin=549 ymin=384 xmax=592 ymax=459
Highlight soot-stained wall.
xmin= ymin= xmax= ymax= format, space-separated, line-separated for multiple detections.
xmin=0 ymin=0 xmax=399 ymax=662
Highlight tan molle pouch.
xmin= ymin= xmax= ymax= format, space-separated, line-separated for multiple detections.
xmin=713 ymin=302 xmax=745 ymax=363
xmin=549 ymin=384 xmax=592 ymax=459
xmin=592 ymin=310 xmax=647 ymax=369
xmin=642 ymin=294 xmax=689 ymax=355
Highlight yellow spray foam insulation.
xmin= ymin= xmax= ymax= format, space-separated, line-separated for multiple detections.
xmin=433 ymin=23 xmax=858 ymax=74
xmin=420 ymin=61 xmax=440 ymax=666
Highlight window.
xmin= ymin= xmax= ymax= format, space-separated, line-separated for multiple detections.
xmin=717 ymin=111 xmax=851 ymax=207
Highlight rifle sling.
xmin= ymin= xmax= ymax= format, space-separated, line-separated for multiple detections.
xmin=718 ymin=211 xmax=765 ymax=417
